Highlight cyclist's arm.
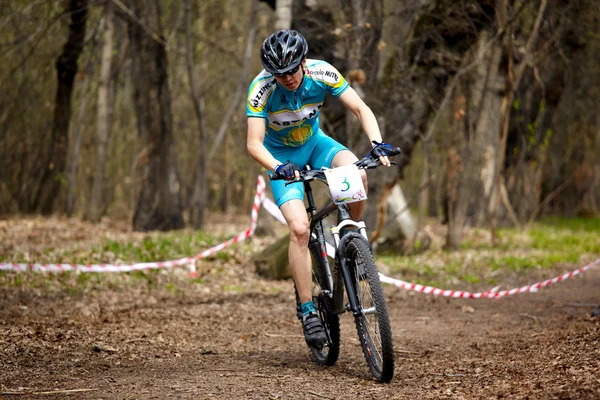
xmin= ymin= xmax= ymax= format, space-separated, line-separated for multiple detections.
xmin=339 ymin=87 xmax=391 ymax=166
xmin=339 ymin=87 xmax=383 ymax=144
xmin=247 ymin=117 xmax=281 ymax=172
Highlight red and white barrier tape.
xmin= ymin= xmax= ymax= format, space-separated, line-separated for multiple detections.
xmin=0 ymin=176 xmax=266 ymax=275
xmin=189 ymin=175 xmax=265 ymax=277
xmin=260 ymin=192 xmax=600 ymax=299
xmin=1 ymin=174 xmax=598 ymax=300
xmin=378 ymin=259 xmax=600 ymax=299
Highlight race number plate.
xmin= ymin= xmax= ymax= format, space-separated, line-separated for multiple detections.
xmin=324 ymin=164 xmax=367 ymax=204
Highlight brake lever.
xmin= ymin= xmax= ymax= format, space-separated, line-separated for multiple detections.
xmin=284 ymin=178 xmax=302 ymax=186
xmin=360 ymin=159 xmax=398 ymax=170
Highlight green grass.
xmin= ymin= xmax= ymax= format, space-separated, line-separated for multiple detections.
xmin=6 ymin=230 xmax=231 ymax=265
xmin=97 ymin=230 xmax=225 ymax=263
xmin=223 ymin=284 xmax=244 ymax=294
xmin=0 ymin=228 xmax=245 ymax=293
xmin=536 ymin=216 xmax=600 ymax=232
xmin=379 ymin=216 xmax=600 ymax=288
xmin=3 ymin=216 xmax=598 ymax=295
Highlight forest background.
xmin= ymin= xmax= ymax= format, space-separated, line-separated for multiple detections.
xmin=1 ymin=0 xmax=599 ymax=253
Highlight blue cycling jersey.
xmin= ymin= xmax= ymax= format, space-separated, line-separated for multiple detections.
xmin=246 ymin=59 xmax=349 ymax=149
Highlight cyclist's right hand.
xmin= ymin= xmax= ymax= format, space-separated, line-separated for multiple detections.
xmin=370 ymin=141 xmax=401 ymax=167
xmin=274 ymin=161 xmax=300 ymax=180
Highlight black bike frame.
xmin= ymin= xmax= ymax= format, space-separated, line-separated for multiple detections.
xmin=304 ymin=179 xmax=371 ymax=316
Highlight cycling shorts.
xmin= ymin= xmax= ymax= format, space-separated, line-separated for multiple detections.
xmin=267 ymin=133 xmax=347 ymax=207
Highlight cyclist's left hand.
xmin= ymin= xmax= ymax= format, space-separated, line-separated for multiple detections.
xmin=274 ymin=161 xmax=300 ymax=180
xmin=370 ymin=141 xmax=393 ymax=167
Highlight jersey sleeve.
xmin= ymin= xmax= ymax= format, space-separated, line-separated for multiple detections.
xmin=305 ymin=60 xmax=349 ymax=98
xmin=246 ymin=72 xmax=276 ymax=119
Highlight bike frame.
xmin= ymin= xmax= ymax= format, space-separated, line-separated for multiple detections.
xmin=274 ymin=151 xmax=399 ymax=382
xmin=304 ymin=178 xmax=370 ymax=316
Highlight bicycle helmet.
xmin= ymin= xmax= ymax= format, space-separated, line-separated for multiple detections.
xmin=260 ymin=30 xmax=308 ymax=76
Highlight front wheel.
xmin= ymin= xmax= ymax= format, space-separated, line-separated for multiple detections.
xmin=345 ymin=237 xmax=394 ymax=382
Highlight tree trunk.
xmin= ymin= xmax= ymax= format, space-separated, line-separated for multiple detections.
xmin=128 ymin=0 xmax=184 ymax=231
xmin=87 ymin=1 xmax=115 ymax=222
xmin=490 ymin=0 xmax=548 ymax=245
xmin=473 ymin=38 xmax=503 ymax=226
xmin=589 ymin=127 xmax=600 ymax=213
xmin=208 ymin=1 xmax=258 ymax=161
xmin=512 ymin=102 xmax=553 ymax=223
xmin=387 ymin=183 xmax=417 ymax=239
xmin=339 ymin=0 xmax=383 ymax=152
xmin=36 ymin=0 xmax=89 ymax=214
xmin=184 ymin=0 xmax=208 ymax=229
xmin=413 ymin=143 xmax=433 ymax=252
xmin=445 ymin=83 xmax=471 ymax=250
xmin=275 ymin=0 xmax=292 ymax=30
xmin=446 ymin=29 xmax=505 ymax=249
xmin=66 ymin=53 xmax=93 ymax=218
xmin=224 ymin=131 xmax=232 ymax=212
xmin=253 ymin=234 xmax=292 ymax=280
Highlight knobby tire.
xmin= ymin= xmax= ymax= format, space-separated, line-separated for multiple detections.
xmin=345 ymin=237 xmax=394 ymax=382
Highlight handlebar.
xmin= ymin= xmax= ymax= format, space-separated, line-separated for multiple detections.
xmin=269 ymin=146 xmax=401 ymax=183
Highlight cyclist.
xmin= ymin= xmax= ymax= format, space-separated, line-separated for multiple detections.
xmin=246 ymin=29 xmax=395 ymax=347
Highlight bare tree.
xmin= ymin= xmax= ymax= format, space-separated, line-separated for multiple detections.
xmin=183 ymin=0 xmax=207 ymax=229
xmin=35 ymin=0 xmax=89 ymax=214
xmin=127 ymin=0 xmax=184 ymax=231
xmin=86 ymin=0 xmax=115 ymax=222
xmin=489 ymin=0 xmax=548 ymax=245
xmin=446 ymin=31 xmax=505 ymax=249
xmin=275 ymin=0 xmax=292 ymax=30
xmin=339 ymin=0 xmax=383 ymax=152
xmin=66 ymin=15 xmax=105 ymax=217
xmin=66 ymin=59 xmax=92 ymax=218
xmin=182 ymin=0 xmax=259 ymax=226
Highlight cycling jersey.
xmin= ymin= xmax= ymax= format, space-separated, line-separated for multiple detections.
xmin=246 ymin=59 xmax=351 ymax=207
xmin=246 ymin=59 xmax=349 ymax=149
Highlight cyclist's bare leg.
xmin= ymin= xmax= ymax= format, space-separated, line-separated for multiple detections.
xmin=279 ymin=199 xmax=313 ymax=304
xmin=332 ymin=150 xmax=367 ymax=220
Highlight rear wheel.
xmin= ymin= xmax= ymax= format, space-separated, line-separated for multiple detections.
xmin=303 ymin=241 xmax=340 ymax=365
xmin=345 ymin=237 xmax=394 ymax=382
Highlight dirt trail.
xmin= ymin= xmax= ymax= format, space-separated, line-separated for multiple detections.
xmin=1 ymin=216 xmax=599 ymax=399
xmin=1 ymin=262 xmax=599 ymax=400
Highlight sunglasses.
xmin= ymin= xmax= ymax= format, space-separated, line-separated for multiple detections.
xmin=273 ymin=64 xmax=300 ymax=78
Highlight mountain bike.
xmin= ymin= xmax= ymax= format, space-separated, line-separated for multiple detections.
xmin=270 ymin=148 xmax=400 ymax=383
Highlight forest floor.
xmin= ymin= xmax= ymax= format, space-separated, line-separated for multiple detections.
xmin=0 ymin=214 xmax=599 ymax=399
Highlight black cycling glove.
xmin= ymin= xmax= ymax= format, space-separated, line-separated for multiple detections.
xmin=370 ymin=141 xmax=394 ymax=158
xmin=274 ymin=161 xmax=299 ymax=180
